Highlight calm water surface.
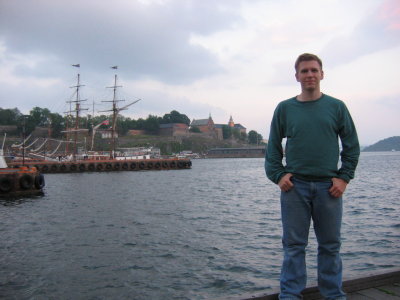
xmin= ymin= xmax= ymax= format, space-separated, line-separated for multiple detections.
xmin=1 ymin=152 xmax=399 ymax=299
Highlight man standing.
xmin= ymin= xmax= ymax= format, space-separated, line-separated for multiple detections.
xmin=265 ymin=53 xmax=360 ymax=299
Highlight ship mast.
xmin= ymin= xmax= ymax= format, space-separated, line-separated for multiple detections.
xmin=64 ymin=65 xmax=88 ymax=160
xmin=100 ymin=66 xmax=140 ymax=158
xmin=102 ymin=73 xmax=122 ymax=158
xmin=110 ymin=74 xmax=120 ymax=158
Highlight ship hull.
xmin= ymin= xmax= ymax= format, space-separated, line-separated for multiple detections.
xmin=8 ymin=158 xmax=192 ymax=173
xmin=0 ymin=166 xmax=45 ymax=198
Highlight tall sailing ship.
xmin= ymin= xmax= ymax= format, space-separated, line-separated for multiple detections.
xmin=7 ymin=66 xmax=191 ymax=173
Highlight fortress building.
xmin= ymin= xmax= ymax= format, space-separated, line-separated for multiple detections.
xmin=190 ymin=115 xmax=246 ymax=140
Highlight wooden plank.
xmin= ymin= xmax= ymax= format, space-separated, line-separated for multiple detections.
xmin=357 ymin=287 xmax=400 ymax=299
xmin=217 ymin=291 xmax=279 ymax=300
xmin=342 ymin=270 xmax=400 ymax=294
xmin=378 ymin=283 xmax=400 ymax=296
xmin=347 ymin=292 xmax=375 ymax=300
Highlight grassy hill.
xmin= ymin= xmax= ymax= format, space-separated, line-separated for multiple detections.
xmin=117 ymin=134 xmax=250 ymax=155
xmin=363 ymin=136 xmax=400 ymax=152
xmin=3 ymin=130 xmax=258 ymax=156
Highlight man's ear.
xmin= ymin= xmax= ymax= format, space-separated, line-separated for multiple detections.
xmin=321 ymin=70 xmax=324 ymax=80
xmin=295 ymin=72 xmax=299 ymax=82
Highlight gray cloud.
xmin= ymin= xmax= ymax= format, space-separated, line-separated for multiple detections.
xmin=0 ymin=0 xmax=242 ymax=84
xmin=320 ymin=2 xmax=400 ymax=67
xmin=127 ymin=93 xmax=225 ymax=121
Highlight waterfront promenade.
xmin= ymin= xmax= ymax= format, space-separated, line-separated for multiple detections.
xmin=224 ymin=269 xmax=400 ymax=300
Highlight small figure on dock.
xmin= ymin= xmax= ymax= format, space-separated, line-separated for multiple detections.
xmin=265 ymin=53 xmax=360 ymax=299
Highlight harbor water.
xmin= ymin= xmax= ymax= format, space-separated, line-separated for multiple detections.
xmin=1 ymin=152 xmax=399 ymax=299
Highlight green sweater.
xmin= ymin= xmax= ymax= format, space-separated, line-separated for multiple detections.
xmin=265 ymin=94 xmax=360 ymax=184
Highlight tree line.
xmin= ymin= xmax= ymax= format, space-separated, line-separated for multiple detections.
xmin=0 ymin=107 xmax=263 ymax=144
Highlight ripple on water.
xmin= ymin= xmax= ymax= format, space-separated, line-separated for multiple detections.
xmin=0 ymin=153 xmax=399 ymax=299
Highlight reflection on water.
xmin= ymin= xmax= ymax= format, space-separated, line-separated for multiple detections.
xmin=0 ymin=152 xmax=399 ymax=299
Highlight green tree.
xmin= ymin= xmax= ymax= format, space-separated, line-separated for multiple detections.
xmin=135 ymin=118 xmax=146 ymax=130
xmin=49 ymin=112 xmax=65 ymax=138
xmin=248 ymin=130 xmax=263 ymax=144
xmin=221 ymin=126 xmax=241 ymax=140
xmin=117 ymin=116 xmax=130 ymax=135
xmin=16 ymin=115 xmax=36 ymax=136
xmin=0 ymin=107 xmax=21 ymax=125
xmin=232 ymin=128 xmax=240 ymax=139
xmin=222 ymin=125 xmax=232 ymax=139
xmin=126 ymin=118 xmax=138 ymax=130
xmin=240 ymin=132 xmax=247 ymax=141
xmin=189 ymin=126 xmax=201 ymax=133
xmin=30 ymin=107 xmax=51 ymax=126
xmin=144 ymin=115 xmax=161 ymax=134
xmin=161 ymin=110 xmax=190 ymax=125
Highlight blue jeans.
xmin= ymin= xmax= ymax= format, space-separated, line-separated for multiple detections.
xmin=279 ymin=177 xmax=346 ymax=300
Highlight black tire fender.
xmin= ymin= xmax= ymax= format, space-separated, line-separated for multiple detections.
xmin=34 ymin=174 xmax=45 ymax=189
xmin=0 ymin=177 xmax=13 ymax=193
xmin=19 ymin=174 xmax=34 ymax=190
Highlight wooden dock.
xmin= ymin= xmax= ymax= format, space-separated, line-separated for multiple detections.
xmin=7 ymin=158 xmax=192 ymax=173
xmin=222 ymin=269 xmax=400 ymax=300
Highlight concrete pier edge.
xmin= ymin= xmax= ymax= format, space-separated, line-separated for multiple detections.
xmin=217 ymin=268 xmax=400 ymax=300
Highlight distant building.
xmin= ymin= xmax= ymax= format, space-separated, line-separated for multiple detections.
xmin=128 ymin=129 xmax=146 ymax=136
xmin=226 ymin=115 xmax=246 ymax=135
xmin=159 ymin=123 xmax=189 ymax=137
xmin=118 ymin=147 xmax=161 ymax=158
xmin=190 ymin=115 xmax=246 ymax=140
xmin=207 ymin=146 xmax=265 ymax=158
xmin=158 ymin=115 xmax=247 ymax=139
xmin=32 ymin=126 xmax=53 ymax=138
xmin=0 ymin=125 xmax=18 ymax=135
xmin=191 ymin=115 xmax=216 ymax=133
xmin=228 ymin=115 xmax=235 ymax=128
xmin=98 ymin=130 xmax=118 ymax=139
xmin=191 ymin=115 xmax=221 ymax=139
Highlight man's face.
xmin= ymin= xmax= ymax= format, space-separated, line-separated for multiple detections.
xmin=295 ymin=60 xmax=324 ymax=92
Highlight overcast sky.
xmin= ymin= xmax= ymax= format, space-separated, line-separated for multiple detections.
xmin=1 ymin=0 xmax=399 ymax=145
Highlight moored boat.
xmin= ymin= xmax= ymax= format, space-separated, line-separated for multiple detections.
xmin=0 ymin=148 xmax=45 ymax=198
